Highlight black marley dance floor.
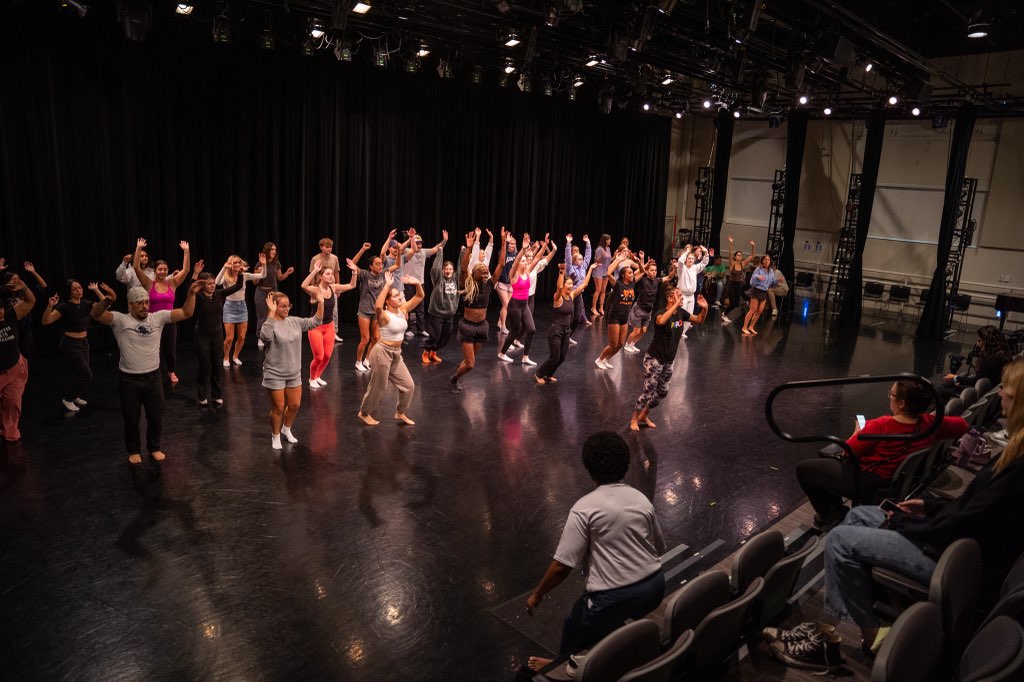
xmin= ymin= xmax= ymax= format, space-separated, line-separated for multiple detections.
xmin=0 ymin=304 xmax=970 ymax=680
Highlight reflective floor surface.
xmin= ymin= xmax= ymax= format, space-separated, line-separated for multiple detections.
xmin=0 ymin=304 xmax=969 ymax=680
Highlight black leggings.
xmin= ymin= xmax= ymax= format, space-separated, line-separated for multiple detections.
xmin=424 ymin=313 xmax=453 ymax=352
xmin=537 ymin=324 xmax=572 ymax=379
xmin=160 ymin=321 xmax=177 ymax=373
xmin=724 ymin=280 xmax=746 ymax=314
xmin=117 ymin=370 xmax=164 ymax=455
xmin=59 ymin=336 xmax=92 ymax=401
xmin=194 ymin=330 xmax=224 ymax=400
xmin=569 ymin=294 xmax=585 ymax=335
xmin=501 ymin=298 xmax=535 ymax=355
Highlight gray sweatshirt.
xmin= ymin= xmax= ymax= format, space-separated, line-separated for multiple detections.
xmin=428 ymin=249 xmax=459 ymax=318
xmin=260 ymin=315 xmax=321 ymax=381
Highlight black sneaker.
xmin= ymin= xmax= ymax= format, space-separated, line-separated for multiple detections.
xmin=763 ymin=621 xmax=836 ymax=644
xmin=769 ymin=630 xmax=843 ymax=672
xmin=448 ymin=374 xmax=462 ymax=394
xmin=813 ymin=506 xmax=849 ymax=529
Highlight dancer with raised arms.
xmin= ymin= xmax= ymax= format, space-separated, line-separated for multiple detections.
xmin=449 ymin=229 xmax=507 ymax=394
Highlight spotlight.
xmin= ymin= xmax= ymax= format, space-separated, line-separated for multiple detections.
xmin=733 ymin=109 xmax=741 ymax=118
xmin=572 ymin=74 xmax=584 ymax=88
xmin=911 ymin=105 xmax=921 ymax=116
xmin=675 ymin=111 xmax=683 ymax=119
xmin=545 ymin=6 xmax=559 ymax=27
xmin=702 ymin=99 xmax=712 ymax=109
xmin=309 ymin=20 xmax=325 ymax=39
xmin=504 ymin=31 xmax=521 ymax=47
xmin=888 ymin=95 xmax=898 ymax=105
xmin=503 ymin=58 xmax=516 ymax=75
xmin=642 ymin=102 xmax=651 ymax=111
xmin=661 ymin=75 xmax=674 ymax=86
xmin=798 ymin=94 xmax=809 ymax=105
xmin=865 ymin=61 xmax=873 ymax=72
xmin=436 ymin=59 xmax=453 ymax=78
xmin=352 ymin=2 xmax=372 ymax=14
xmin=175 ymin=2 xmax=193 ymax=16
xmin=967 ymin=10 xmax=989 ymax=38
xmin=823 ymin=106 xmax=832 ymax=116
xmin=416 ymin=41 xmax=430 ymax=58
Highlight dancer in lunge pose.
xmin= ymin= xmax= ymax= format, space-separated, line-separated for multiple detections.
xmin=535 ymin=262 xmax=596 ymax=385
xmin=742 ymin=254 xmax=776 ymax=336
xmin=133 ymin=237 xmax=190 ymax=385
xmin=191 ymin=265 xmax=242 ymax=406
xmin=721 ymin=236 xmax=756 ymax=325
xmin=42 ymin=280 xmax=102 ymax=412
xmin=595 ymin=254 xmax=636 ymax=370
xmin=260 ymin=289 xmax=323 ymax=450
xmin=357 ymin=271 xmax=424 ymax=426
xmin=300 ymin=260 xmax=357 ymax=387
xmin=629 ymin=288 xmax=709 ymax=431
xmin=623 ymin=256 xmax=661 ymax=354
xmin=675 ymin=244 xmax=710 ymax=339
xmin=449 ymin=229 xmax=507 ymax=394
xmin=497 ymin=235 xmax=548 ymax=367
xmin=422 ymin=234 xmax=458 ymax=364
xmin=217 ymin=253 xmax=265 ymax=366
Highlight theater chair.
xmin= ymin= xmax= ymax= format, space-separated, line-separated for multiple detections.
xmin=976 ymin=552 xmax=1024 ymax=631
xmin=574 ymin=620 xmax=661 ymax=682
xmin=871 ymin=539 xmax=982 ymax=665
xmin=959 ymin=386 xmax=979 ymax=408
xmin=957 ymin=617 xmax=1024 ymax=682
xmin=730 ymin=530 xmax=820 ymax=630
xmin=886 ymin=285 xmax=912 ymax=322
xmin=619 ymin=630 xmax=694 ymax=682
xmin=974 ymin=377 xmax=991 ymax=395
xmin=863 ymin=281 xmax=885 ymax=316
xmin=663 ymin=571 xmax=763 ymax=680
xmin=870 ymin=602 xmax=943 ymax=682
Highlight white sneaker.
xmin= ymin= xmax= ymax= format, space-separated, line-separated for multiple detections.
xmin=355 ymin=361 xmax=368 ymax=372
xmin=513 ymin=340 xmax=524 ymax=348
xmin=404 ymin=331 xmax=415 ymax=339
xmin=316 ymin=378 xmax=327 ymax=387
xmin=257 ymin=339 xmax=265 ymax=350
xmin=594 ymin=357 xmax=606 ymax=369
xmin=214 ymin=398 xmax=223 ymax=405
xmin=418 ymin=330 xmax=430 ymax=337
xmin=522 ymin=356 xmax=537 ymax=366
xmin=681 ymin=333 xmax=688 ymax=340
xmin=506 ymin=344 xmax=521 ymax=353
xmin=498 ymin=353 xmax=513 ymax=363
xmin=198 ymin=398 xmax=208 ymax=406
xmin=73 ymin=397 xmax=88 ymax=406
xmin=335 ymin=335 xmax=344 ymax=342
xmin=62 ymin=399 xmax=80 ymax=412
xmin=569 ymin=338 xmax=578 ymax=346
xmin=602 ymin=359 xmax=614 ymax=369
xmin=271 ymin=434 xmax=282 ymax=450
xmin=623 ymin=343 xmax=639 ymax=354
xmin=232 ymin=358 xmax=242 ymax=366
xmin=499 ymin=326 xmax=510 ymax=335
xmin=281 ymin=426 xmax=299 ymax=444
xmin=771 ymin=308 xmax=779 ymax=317
xmin=223 ymin=360 xmax=231 ymax=368
xmin=309 ymin=379 xmax=321 ymax=388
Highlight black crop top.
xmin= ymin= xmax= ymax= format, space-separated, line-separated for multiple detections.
xmin=55 ymin=300 xmax=93 ymax=333
xmin=465 ymin=280 xmax=494 ymax=309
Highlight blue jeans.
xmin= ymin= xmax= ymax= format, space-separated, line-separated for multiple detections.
xmin=560 ymin=569 xmax=665 ymax=654
xmin=824 ymin=506 xmax=936 ymax=628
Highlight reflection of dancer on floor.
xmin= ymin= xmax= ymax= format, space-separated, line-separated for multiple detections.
xmin=535 ymin=262 xmax=596 ymax=385
xmin=449 ymin=229 xmax=507 ymax=394
xmin=358 ymin=272 xmax=424 ymax=426
xmin=630 ymin=287 xmax=709 ymax=431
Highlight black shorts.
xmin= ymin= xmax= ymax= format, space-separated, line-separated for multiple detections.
xmin=458 ymin=318 xmax=489 ymax=343
xmin=750 ymin=289 xmax=768 ymax=302
xmin=607 ymin=308 xmax=631 ymax=325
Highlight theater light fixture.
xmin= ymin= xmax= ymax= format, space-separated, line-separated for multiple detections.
xmin=175 ymin=2 xmax=193 ymax=15
xmin=967 ymin=10 xmax=989 ymax=38
xmin=642 ymin=102 xmax=651 ymax=111
xmin=504 ymin=31 xmax=521 ymax=47
xmin=309 ymin=19 xmax=325 ymax=39
xmin=471 ymin=65 xmax=482 ymax=83
xmin=823 ymin=106 xmax=833 ymax=116
xmin=503 ymin=58 xmax=516 ymax=74
xmin=416 ymin=41 xmax=430 ymax=58
xmin=865 ymin=61 xmax=873 ymax=72
xmin=888 ymin=95 xmax=898 ymax=105
xmin=798 ymin=94 xmax=809 ymax=105
xmin=572 ymin=74 xmax=584 ymax=88
xmin=585 ymin=54 xmax=600 ymax=67
xmin=675 ymin=111 xmax=683 ymax=119
xmin=352 ymin=2 xmax=372 ymax=14
xmin=702 ymin=99 xmax=712 ymax=109
xmin=733 ymin=109 xmax=741 ymax=118
xmin=661 ymin=75 xmax=674 ymax=85
xmin=911 ymin=105 xmax=921 ymax=116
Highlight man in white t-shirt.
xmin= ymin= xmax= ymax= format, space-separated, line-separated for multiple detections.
xmin=525 ymin=432 xmax=666 ymax=673
xmin=92 ymin=284 xmax=198 ymax=465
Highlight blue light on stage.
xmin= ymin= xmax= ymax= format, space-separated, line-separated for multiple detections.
xmin=996 ymin=310 xmax=1002 ymax=318
xmin=802 ymin=299 xmax=810 ymax=320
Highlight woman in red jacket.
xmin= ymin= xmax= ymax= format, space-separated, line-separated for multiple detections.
xmin=796 ymin=379 xmax=969 ymax=528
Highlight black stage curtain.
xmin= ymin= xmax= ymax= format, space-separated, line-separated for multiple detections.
xmin=708 ymin=109 xmax=735 ymax=254
xmin=779 ymin=109 xmax=808 ymax=292
xmin=0 ymin=13 xmax=670 ymax=315
xmin=916 ymin=103 xmax=977 ymax=340
xmin=838 ymin=110 xmax=887 ymax=328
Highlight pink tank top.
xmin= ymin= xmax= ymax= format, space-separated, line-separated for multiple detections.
xmin=149 ymin=283 xmax=176 ymax=312
xmin=511 ymin=274 xmax=531 ymax=301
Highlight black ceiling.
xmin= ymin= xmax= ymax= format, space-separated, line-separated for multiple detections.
xmin=18 ymin=0 xmax=1024 ymax=118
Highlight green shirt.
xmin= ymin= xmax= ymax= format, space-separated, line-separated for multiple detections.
xmin=704 ymin=263 xmax=727 ymax=279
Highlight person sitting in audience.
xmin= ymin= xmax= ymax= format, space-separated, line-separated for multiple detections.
xmin=796 ymin=380 xmax=969 ymax=528
xmin=771 ymin=360 xmax=1024 ymax=668
xmin=525 ymin=432 xmax=666 ymax=676
xmin=936 ymin=325 xmax=1011 ymax=402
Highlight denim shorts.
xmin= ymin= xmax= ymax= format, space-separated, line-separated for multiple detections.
xmin=223 ymin=299 xmax=249 ymax=324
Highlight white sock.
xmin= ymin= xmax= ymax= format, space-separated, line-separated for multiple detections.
xmin=281 ymin=426 xmax=298 ymax=443
xmin=271 ymin=434 xmax=282 ymax=450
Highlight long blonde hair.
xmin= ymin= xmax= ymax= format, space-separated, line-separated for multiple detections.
xmin=222 ymin=254 xmax=248 ymax=283
xmin=461 ymin=264 xmax=488 ymax=304
xmin=996 ymin=359 xmax=1024 ymax=474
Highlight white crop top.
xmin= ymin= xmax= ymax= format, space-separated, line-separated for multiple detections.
xmin=215 ymin=268 xmax=266 ymax=301
xmin=379 ymin=310 xmax=409 ymax=341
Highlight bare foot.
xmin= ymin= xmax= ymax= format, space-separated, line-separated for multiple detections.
xmin=151 ymin=451 xmax=166 ymax=461
xmin=128 ymin=453 xmax=142 ymax=465
xmin=357 ymin=412 xmax=380 ymax=426
xmin=547 ymin=376 xmax=558 ymax=383
xmin=535 ymin=376 xmax=546 ymax=384
xmin=741 ymin=328 xmax=752 ymax=335
xmin=528 ymin=656 xmax=553 ymax=672
xmin=643 ymin=417 xmax=657 ymax=429
xmin=395 ymin=413 xmax=415 ymax=425
xmin=629 ymin=420 xmax=640 ymax=432
xmin=751 ymin=328 xmax=758 ymax=335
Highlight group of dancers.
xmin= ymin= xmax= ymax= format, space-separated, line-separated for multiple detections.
xmin=0 ymin=227 xmax=781 ymax=460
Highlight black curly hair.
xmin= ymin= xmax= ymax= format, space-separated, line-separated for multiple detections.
xmin=582 ymin=431 xmax=630 ymax=484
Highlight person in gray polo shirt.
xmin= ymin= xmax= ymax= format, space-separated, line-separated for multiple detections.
xmin=91 ymin=283 xmax=198 ymax=465
xmin=525 ymin=431 xmax=666 ymax=674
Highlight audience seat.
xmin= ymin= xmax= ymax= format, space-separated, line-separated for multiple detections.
xmin=974 ymin=377 xmax=991 ymax=395
xmin=731 ymin=530 xmax=820 ymax=629
xmin=944 ymin=397 xmax=965 ymax=417
xmin=886 ymin=285 xmax=912 ymax=320
xmin=959 ymin=386 xmax=979 ymax=408
xmin=863 ymin=282 xmax=885 ymax=313
xmin=618 ymin=630 xmax=694 ymax=682
xmin=873 ymin=447 xmax=929 ymax=502
xmin=958 ymin=616 xmax=1024 ymax=682
xmin=575 ymin=620 xmax=661 ymax=682
xmin=870 ymin=602 xmax=942 ymax=682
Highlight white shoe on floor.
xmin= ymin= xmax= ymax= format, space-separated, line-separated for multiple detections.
xmin=73 ymin=397 xmax=88 ymax=406
xmin=316 ymin=378 xmax=327 ymax=387
xmin=569 ymin=338 xmax=578 ymax=346
xmin=232 ymin=358 xmax=242 ymax=366
xmin=271 ymin=434 xmax=282 ymax=450
xmin=355 ymin=361 xmax=368 ymax=372
xmin=223 ymin=360 xmax=231 ymax=368
xmin=522 ymin=356 xmax=537 ymax=366
xmin=198 ymin=398 xmax=208 ymax=406
xmin=214 ymin=398 xmax=223 ymax=405
xmin=771 ymin=308 xmax=779 ymax=317
xmin=62 ymin=399 xmax=80 ymax=412
xmin=281 ymin=426 xmax=299 ymax=444
xmin=418 ymin=330 xmax=430 ymax=337
xmin=602 ymin=359 xmax=614 ymax=369
xmin=309 ymin=379 xmax=321 ymax=388
xmin=594 ymin=357 xmax=606 ymax=369
xmin=498 ymin=353 xmax=513 ymax=363
xmin=513 ymin=340 xmax=524 ymax=348
xmin=335 ymin=335 xmax=344 ymax=342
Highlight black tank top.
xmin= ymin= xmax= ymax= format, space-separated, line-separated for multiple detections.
xmin=552 ymin=297 xmax=574 ymax=327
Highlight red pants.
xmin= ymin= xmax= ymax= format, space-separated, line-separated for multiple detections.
xmin=308 ymin=323 xmax=336 ymax=380
xmin=0 ymin=354 xmax=28 ymax=441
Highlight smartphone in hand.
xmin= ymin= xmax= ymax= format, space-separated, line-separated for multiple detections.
xmin=879 ymin=498 xmax=901 ymax=514
xmin=856 ymin=414 xmax=867 ymax=430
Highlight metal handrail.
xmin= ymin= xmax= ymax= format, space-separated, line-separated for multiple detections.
xmin=765 ymin=373 xmax=945 ymax=459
